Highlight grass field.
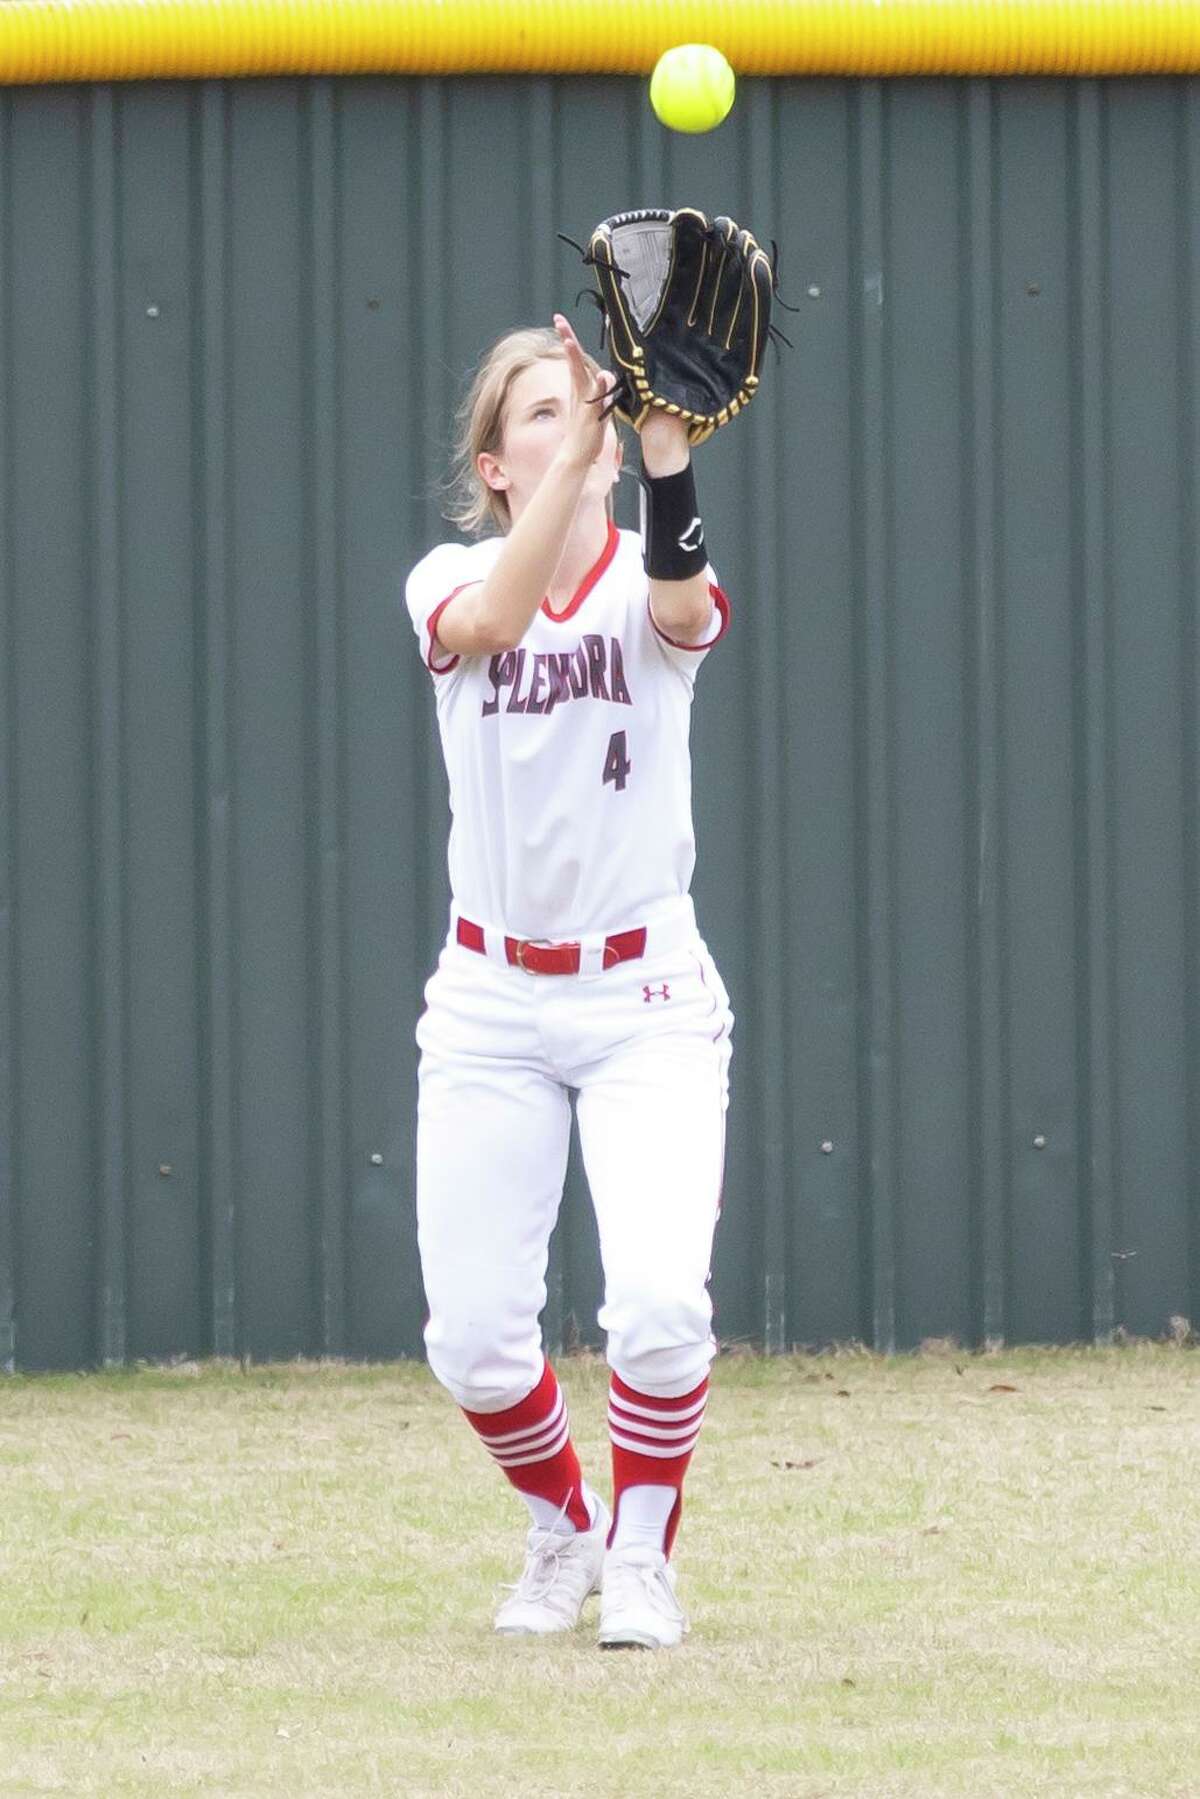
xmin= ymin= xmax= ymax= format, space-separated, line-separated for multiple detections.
xmin=1 ymin=1340 xmax=1198 ymax=1797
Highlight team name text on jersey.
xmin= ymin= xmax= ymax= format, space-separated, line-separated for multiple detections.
xmin=481 ymin=635 xmax=633 ymax=718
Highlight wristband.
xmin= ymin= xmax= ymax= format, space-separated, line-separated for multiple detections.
xmin=639 ymin=463 xmax=708 ymax=581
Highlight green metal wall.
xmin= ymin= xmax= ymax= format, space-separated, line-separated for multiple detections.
xmin=2 ymin=76 xmax=1198 ymax=1370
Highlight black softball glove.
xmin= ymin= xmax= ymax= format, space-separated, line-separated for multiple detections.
xmin=578 ymin=207 xmax=776 ymax=446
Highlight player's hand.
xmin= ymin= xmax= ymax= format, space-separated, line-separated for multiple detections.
xmin=553 ymin=313 xmax=613 ymax=470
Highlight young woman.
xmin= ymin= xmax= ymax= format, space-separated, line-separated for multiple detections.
xmin=404 ymin=312 xmax=733 ymax=1649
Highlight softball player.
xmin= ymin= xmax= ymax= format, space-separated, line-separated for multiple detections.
xmin=405 ymin=312 xmax=732 ymax=1649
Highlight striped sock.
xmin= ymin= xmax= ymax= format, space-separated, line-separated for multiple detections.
xmin=461 ymin=1358 xmax=592 ymax=1533
xmin=608 ymin=1370 xmax=710 ymax=1558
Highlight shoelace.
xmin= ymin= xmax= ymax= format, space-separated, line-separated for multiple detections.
xmin=500 ymin=1540 xmax=569 ymax=1605
xmin=498 ymin=1495 xmax=579 ymax=1605
xmin=609 ymin=1556 xmax=685 ymax=1623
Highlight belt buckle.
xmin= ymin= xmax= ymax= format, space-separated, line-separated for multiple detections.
xmin=515 ymin=937 xmax=555 ymax=973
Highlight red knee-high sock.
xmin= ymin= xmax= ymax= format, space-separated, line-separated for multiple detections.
xmin=608 ymin=1371 xmax=710 ymax=1558
xmin=461 ymin=1358 xmax=591 ymax=1532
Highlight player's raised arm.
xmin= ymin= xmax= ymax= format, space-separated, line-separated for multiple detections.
xmin=640 ymin=411 xmax=714 ymax=643
xmin=433 ymin=316 xmax=615 ymax=658
xmin=574 ymin=206 xmax=780 ymax=649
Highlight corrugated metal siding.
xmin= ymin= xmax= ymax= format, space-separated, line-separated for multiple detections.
xmin=1 ymin=76 xmax=1198 ymax=1370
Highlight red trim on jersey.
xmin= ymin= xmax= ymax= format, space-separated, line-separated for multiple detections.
xmin=426 ymin=586 xmax=474 ymax=674
xmin=650 ymin=581 xmax=731 ymax=653
xmin=540 ymin=520 xmax=620 ymax=623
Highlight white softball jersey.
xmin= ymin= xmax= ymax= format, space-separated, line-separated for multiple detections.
xmin=404 ymin=522 xmax=729 ymax=941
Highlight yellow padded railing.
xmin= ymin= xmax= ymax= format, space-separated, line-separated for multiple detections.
xmin=2 ymin=0 xmax=1200 ymax=84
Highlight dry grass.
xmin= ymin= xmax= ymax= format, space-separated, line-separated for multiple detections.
xmin=1 ymin=1341 xmax=1198 ymax=1797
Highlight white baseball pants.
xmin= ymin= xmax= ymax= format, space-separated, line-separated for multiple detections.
xmin=415 ymin=897 xmax=733 ymax=1412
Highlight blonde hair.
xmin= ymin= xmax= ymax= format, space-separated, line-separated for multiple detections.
xmin=442 ymin=326 xmax=614 ymax=538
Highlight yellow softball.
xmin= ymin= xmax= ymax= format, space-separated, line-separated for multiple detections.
xmin=649 ymin=44 xmax=736 ymax=135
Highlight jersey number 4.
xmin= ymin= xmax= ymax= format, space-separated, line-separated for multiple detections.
xmin=603 ymin=730 xmax=631 ymax=793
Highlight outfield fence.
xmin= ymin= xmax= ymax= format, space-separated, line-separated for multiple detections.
xmin=2 ymin=74 xmax=1199 ymax=1368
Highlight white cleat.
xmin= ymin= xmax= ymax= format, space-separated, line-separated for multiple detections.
xmin=598 ymin=1545 xmax=689 ymax=1649
xmin=493 ymin=1498 xmax=612 ymax=1636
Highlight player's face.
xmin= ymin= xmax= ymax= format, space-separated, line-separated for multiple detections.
xmin=489 ymin=357 xmax=622 ymax=519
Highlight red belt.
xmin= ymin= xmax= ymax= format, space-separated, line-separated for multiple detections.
xmin=456 ymin=916 xmax=648 ymax=975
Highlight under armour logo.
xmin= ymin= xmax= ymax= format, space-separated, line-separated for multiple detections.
xmin=643 ymin=983 xmax=671 ymax=1003
xmin=677 ymin=517 xmax=704 ymax=553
